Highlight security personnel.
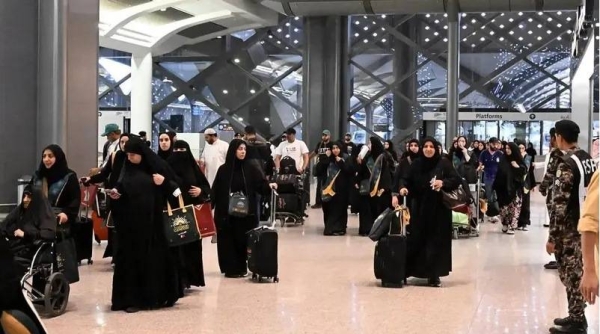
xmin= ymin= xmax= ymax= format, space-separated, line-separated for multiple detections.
xmin=539 ymin=127 xmax=563 ymax=270
xmin=547 ymin=120 xmax=598 ymax=333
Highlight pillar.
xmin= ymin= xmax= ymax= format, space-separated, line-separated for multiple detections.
xmin=37 ymin=0 xmax=99 ymax=179
xmin=446 ymin=0 xmax=460 ymax=149
xmin=302 ymin=16 xmax=348 ymax=148
xmin=131 ymin=52 xmax=154 ymax=136
xmin=392 ymin=17 xmax=418 ymax=140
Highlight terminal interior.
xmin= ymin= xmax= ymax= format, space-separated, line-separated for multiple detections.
xmin=0 ymin=0 xmax=599 ymax=333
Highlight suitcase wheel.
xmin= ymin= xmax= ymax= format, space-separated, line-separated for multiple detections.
xmin=88 ymin=259 xmax=94 ymax=265
xmin=252 ymin=273 xmax=258 ymax=281
xmin=274 ymin=277 xmax=279 ymax=283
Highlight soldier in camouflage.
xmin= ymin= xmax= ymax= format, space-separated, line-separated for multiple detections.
xmin=539 ymin=128 xmax=562 ymax=270
xmin=547 ymin=120 xmax=597 ymax=333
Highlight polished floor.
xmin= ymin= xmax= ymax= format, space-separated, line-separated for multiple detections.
xmin=40 ymin=192 xmax=598 ymax=334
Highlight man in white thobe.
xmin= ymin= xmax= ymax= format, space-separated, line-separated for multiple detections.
xmin=200 ymin=128 xmax=229 ymax=187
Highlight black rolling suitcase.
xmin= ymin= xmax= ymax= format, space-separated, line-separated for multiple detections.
xmin=374 ymin=198 xmax=407 ymax=288
xmin=73 ymin=205 xmax=94 ymax=265
xmin=247 ymin=189 xmax=279 ymax=283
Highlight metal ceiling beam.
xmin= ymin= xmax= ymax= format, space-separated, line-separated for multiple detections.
xmin=259 ymin=0 xmax=580 ymax=16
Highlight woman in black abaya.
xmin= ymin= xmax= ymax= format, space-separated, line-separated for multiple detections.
xmin=167 ymin=140 xmax=211 ymax=288
xmin=108 ymin=137 xmax=180 ymax=313
xmin=493 ymin=142 xmax=526 ymax=234
xmin=211 ymin=139 xmax=276 ymax=278
xmin=317 ymin=142 xmax=352 ymax=236
xmin=398 ymin=138 xmax=460 ymax=287
xmin=356 ymin=137 xmax=394 ymax=236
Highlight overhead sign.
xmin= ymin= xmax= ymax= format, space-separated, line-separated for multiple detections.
xmin=422 ymin=112 xmax=572 ymax=122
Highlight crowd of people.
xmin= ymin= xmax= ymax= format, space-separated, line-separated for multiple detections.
xmin=0 ymin=120 xmax=598 ymax=334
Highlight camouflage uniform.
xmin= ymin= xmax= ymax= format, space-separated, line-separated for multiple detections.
xmin=539 ymin=148 xmax=564 ymax=219
xmin=549 ymin=149 xmax=585 ymax=322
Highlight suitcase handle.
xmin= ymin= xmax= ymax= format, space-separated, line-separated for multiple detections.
xmin=270 ymin=189 xmax=279 ymax=229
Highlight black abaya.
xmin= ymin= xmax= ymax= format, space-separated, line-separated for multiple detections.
xmin=318 ymin=155 xmax=351 ymax=235
xmin=399 ymin=156 xmax=460 ymax=279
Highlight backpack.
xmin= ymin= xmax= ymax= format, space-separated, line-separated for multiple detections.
xmin=280 ymin=156 xmax=299 ymax=175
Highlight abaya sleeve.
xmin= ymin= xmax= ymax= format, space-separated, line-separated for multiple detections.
xmin=211 ymin=166 xmax=227 ymax=212
xmin=0 ymin=207 xmax=19 ymax=238
xmin=58 ymin=174 xmax=81 ymax=223
xmin=89 ymin=153 xmax=114 ymax=184
xmin=439 ymin=158 xmax=461 ymax=192
xmin=250 ymin=165 xmax=272 ymax=196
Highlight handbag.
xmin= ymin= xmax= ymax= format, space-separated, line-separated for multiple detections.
xmin=228 ymin=168 xmax=250 ymax=218
xmin=55 ymin=231 xmax=80 ymax=283
xmin=441 ymin=184 xmax=470 ymax=210
xmin=194 ymin=204 xmax=216 ymax=238
xmin=162 ymin=196 xmax=200 ymax=247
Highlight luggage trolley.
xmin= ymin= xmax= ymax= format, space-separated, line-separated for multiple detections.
xmin=271 ymin=172 xmax=307 ymax=226
xmin=452 ymin=171 xmax=484 ymax=239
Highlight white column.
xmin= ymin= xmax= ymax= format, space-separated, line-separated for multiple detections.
xmin=130 ymin=52 xmax=153 ymax=135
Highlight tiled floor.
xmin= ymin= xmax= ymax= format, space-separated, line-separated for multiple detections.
xmin=38 ymin=192 xmax=597 ymax=333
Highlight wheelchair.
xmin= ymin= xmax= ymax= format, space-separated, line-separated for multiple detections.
xmin=16 ymin=241 xmax=70 ymax=318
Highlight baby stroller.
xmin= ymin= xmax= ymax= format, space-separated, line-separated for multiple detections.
xmin=17 ymin=238 xmax=71 ymax=318
xmin=271 ymin=156 xmax=307 ymax=226
xmin=451 ymin=174 xmax=483 ymax=239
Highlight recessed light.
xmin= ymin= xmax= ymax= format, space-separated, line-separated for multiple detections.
xmin=519 ymin=24 xmax=524 ymax=29
xmin=444 ymin=13 xmax=448 ymax=18
xmin=295 ymin=16 xmax=300 ymax=20
xmin=557 ymin=23 xmax=562 ymax=28
xmin=509 ymin=31 xmax=514 ymax=35
xmin=363 ymin=39 xmax=368 ymax=43
xmin=567 ymin=29 xmax=572 ymax=33
xmin=264 ymin=117 xmax=270 ymax=122
xmin=425 ymin=38 xmax=430 ymax=42
xmin=499 ymin=24 xmax=505 ymax=29
xmin=538 ymin=12 xmax=543 ymax=15
xmin=426 ymin=14 xmax=431 ymax=18
xmin=381 ymin=39 xmax=387 ymax=43
xmin=354 ymin=33 xmax=359 ymax=37
xmin=381 ymin=15 xmax=387 ymax=18
xmin=471 ymin=19 xmax=476 ymax=24
xmin=518 ymin=36 xmax=523 ymax=41
xmin=285 ymin=34 xmax=290 ymax=38
xmin=537 ymin=24 xmax=543 ymax=28
xmin=518 ymin=12 xmax=523 ymax=16
xmin=528 ymin=18 xmax=533 ymax=22
xmin=566 ymin=17 xmax=572 ymax=21
xmin=557 ymin=11 xmax=562 ymax=15
xmin=547 ymin=17 xmax=553 ymax=22
xmin=223 ymin=90 xmax=229 ymax=94
xmin=355 ymin=21 xmax=360 ymax=25
xmin=462 ymin=13 xmax=467 ymax=17
xmin=434 ymin=31 xmax=439 ymax=36
xmin=509 ymin=18 xmax=514 ymax=22
xmin=443 ymin=38 xmax=448 ymax=42
xmin=285 ymin=22 xmax=290 ymax=26
xmin=490 ymin=31 xmax=495 ymax=35
xmin=294 ymin=39 xmax=299 ymax=44
xmin=462 ymin=38 xmax=467 ymax=41
xmin=238 ymin=117 xmax=244 ymax=121
xmin=294 ymin=28 xmax=299 ymax=32
xmin=277 ymin=28 xmax=282 ymax=32
xmin=363 ymin=26 xmax=368 ymax=31
xmin=277 ymin=41 xmax=281 ymax=44
xmin=499 ymin=37 xmax=505 ymax=41
xmin=546 ymin=30 xmax=552 ymax=34
xmin=250 ymin=89 xmax=256 ymax=94
xmin=462 ymin=25 xmax=467 ymax=29
xmin=481 ymin=13 xmax=486 ymax=17
xmin=471 ymin=44 xmax=476 ymax=47
xmin=480 ymin=37 xmax=485 ymax=41
xmin=425 ymin=26 xmax=430 ymax=30
xmin=537 ymin=36 xmax=542 ymax=40
xmin=444 ymin=25 xmax=448 ymax=30
xmin=233 ymin=58 xmax=240 ymax=63
xmin=557 ymin=36 xmax=562 ymax=40
xmin=528 ymin=30 xmax=533 ymax=34
xmin=435 ymin=20 xmax=440 ymax=24
xmin=268 ymin=35 xmax=273 ymax=38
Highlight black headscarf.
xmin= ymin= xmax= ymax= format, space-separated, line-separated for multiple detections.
xmin=37 ymin=145 xmax=71 ymax=185
xmin=369 ymin=137 xmax=385 ymax=160
xmin=401 ymin=138 xmax=420 ymax=160
xmin=330 ymin=142 xmax=345 ymax=161
xmin=505 ymin=142 xmax=524 ymax=165
xmin=225 ymin=139 xmax=247 ymax=167
xmin=157 ymin=132 xmax=176 ymax=160
xmin=419 ymin=137 xmax=441 ymax=171
xmin=117 ymin=133 xmax=133 ymax=152
xmin=125 ymin=136 xmax=166 ymax=174
xmin=385 ymin=140 xmax=399 ymax=162
xmin=168 ymin=140 xmax=206 ymax=190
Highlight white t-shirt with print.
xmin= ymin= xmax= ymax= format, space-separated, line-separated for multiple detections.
xmin=276 ymin=139 xmax=309 ymax=171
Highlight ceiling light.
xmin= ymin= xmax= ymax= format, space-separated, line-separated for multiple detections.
xmin=250 ymin=89 xmax=256 ymax=94
xmin=538 ymin=12 xmax=543 ymax=15
xmin=519 ymin=24 xmax=524 ymax=29
xmin=462 ymin=25 xmax=467 ymax=29
xmin=462 ymin=38 xmax=467 ymax=41
xmin=509 ymin=31 xmax=514 ymax=35
xmin=355 ymin=21 xmax=360 ymax=25
xmin=481 ymin=13 xmax=486 ymax=17
xmin=509 ymin=18 xmax=514 ymax=22
xmin=381 ymin=38 xmax=387 ymax=43
xmin=363 ymin=16 xmax=367 ymax=19
xmin=462 ymin=13 xmax=467 ymax=17
xmin=444 ymin=13 xmax=448 ymax=17
xmin=260 ymin=41 xmax=265 ymax=44
xmin=160 ymin=8 xmax=167 ymax=12
xmin=528 ymin=30 xmax=533 ymax=34
xmin=294 ymin=28 xmax=299 ymax=32
xmin=435 ymin=20 xmax=440 ymax=24
xmin=277 ymin=41 xmax=281 ymax=44
xmin=372 ymin=32 xmax=378 ymax=37
xmin=471 ymin=19 xmax=476 ymax=23
xmin=546 ymin=30 xmax=552 ymax=34
xmin=293 ymin=39 xmax=299 ymax=44
xmin=363 ymin=39 xmax=368 ymax=43
xmin=499 ymin=24 xmax=505 ymax=29
xmin=518 ymin=12 xmax=523 ymax=16
xmin=285 ymin=34 xmax=290 ymax=38
xmin=479 ymin=37 xmax=485 ymax=41
xmin=354 ymin=33 xmax=359 ymax=37
xmin=425 ymin=38 xmax=430 ymax=42
xmin=223 ymin=90 xmax=228 ymax=94
xmin=425 ymin=26 xmax=430 ymax=30
xmin=566 ymin=17 xmax=572 ymax=21
xmin=537 ymin=36 xmax=542 ymax=40
xmin=489 ymin=31 xmax=494 ymax=35
xmin=277 ymin=28 xmax=282 ymax=32
xmin=473 ymin=31 xmax=477 ymax=35
xmin=285 ymin=22 xmax=290 ymax=26
xmin=381 ymin=27 xmax=385 ymax=31
xmin=443 ymin=38 xmax=448 ymax=42
xmin=518 ymin=36 xmax=523 ymax=41
xmin=557 ymin=36 xmax=562 ymax=40
xmin=528 ymin=43 xmax=533 ymax=47
xmin=537 ymin=24 xmax=543 ymax=28
xmin=557 ymin=23 xmax=562 ymax=28
xmin=557 ymin=11 xmax=562 ymax=15
xmin=381 ymin=15 xmax=387 ymax=18
xmin=471 ymin=44 xmax=476 ymax=47
xmin=434 ymin=31 xmax=439 ymax=36
xmin=363 ymin=26 xmax=368 ymax=31
xmin=547 ymin=17 xmax=553 ymax=22
xmin=238 ymin=117 xmax=244 ymax=121
xmin=268 ymin=35 xmax=273 ymax=38
xmin=567 ymin=29 xmax=572 ymax=33
xmin=426 ymin=14 xmax=431 ymax=18
xmin=528 ymin=18 xmax=533 ymax=22
xmin=285 ymin=46 xmax=289 ymax=49
xmin=295 ymin=16 xmax=300 ymax=20
xmin=444 ymin=25 xmax=448 ymax=30
xmin=217 ymin=36 xmax=222 ymax=39
xmin=233 ymin=58 xmax=240 ymax=63
xmin=499 ymin=37 xmax=505 ymax=41
xmin=372 ymin=21 xmax=376 ymax=25
xmin=264 ymin=117 xmax=270 ymax=122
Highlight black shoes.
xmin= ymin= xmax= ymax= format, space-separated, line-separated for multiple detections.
xmin=549 ymin=316 xmax=587 ymax=333
xmin=545 ymin=261 xmax=558 ymax=270
xmin=427 ymin=277 xmax=441 ymax=287
xmin=224 ymin=272 xmax=248 ymax=278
